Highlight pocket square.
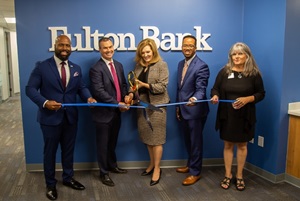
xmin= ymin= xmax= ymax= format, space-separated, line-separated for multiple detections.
xmin=73 ymin=72 xmax=79 ymax=77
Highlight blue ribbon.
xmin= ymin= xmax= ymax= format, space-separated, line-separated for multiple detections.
xmin=61 ymin=99 xmax=234 ymax=108
xmin=156 ymin=99 xmax=234 ymax=107
xmin=61 ymin=102 xmax=144 ymax=108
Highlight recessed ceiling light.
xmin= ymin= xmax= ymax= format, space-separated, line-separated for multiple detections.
xmin=5 ymin=17 xmax=16 ymax=24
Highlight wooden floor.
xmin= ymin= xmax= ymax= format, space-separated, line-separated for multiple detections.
xmin=1 ymin=95 xmax=300 ymax=201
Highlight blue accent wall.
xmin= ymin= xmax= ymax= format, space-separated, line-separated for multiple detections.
xmin=16 ymin=0 xmax=299 ymax=175
xmin=243 ymin=0 xmax=300 ymax=175
xmin=280 ymin=0 xmax=300 ymax=173
xmin=243 ymin=0 xmax=287 ymax=174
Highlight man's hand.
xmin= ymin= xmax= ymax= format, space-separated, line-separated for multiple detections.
xmin=45 ymin=100 xmax=62 ymax=111
xmin=86 ymin=97 xmax=97 ymax=108
xmin=176 ymin=107 xmax=181 ymax=121
xmin=186 ymin=97 xmax=197 ymax=106
xmin=118 ymin=102 xmax=130 ymax=112
xmin=87 ymin=97 xmax=97 ymax=103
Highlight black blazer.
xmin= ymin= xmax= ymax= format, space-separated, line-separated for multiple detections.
xmin=89 ymin=58 xmax=128 ymax=123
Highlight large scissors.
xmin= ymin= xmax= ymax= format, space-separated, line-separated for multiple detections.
xmin=128 ymin=71 xmax=162 ymax=131
xmin=127 ymin=71 xmax=162 ymax=112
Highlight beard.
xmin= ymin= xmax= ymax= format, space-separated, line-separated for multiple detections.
xmin=55 ymin=49 xmax=71 ymax=61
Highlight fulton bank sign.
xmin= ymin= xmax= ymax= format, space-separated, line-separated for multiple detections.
xmin=48 ymin=26 xmax=212 ymax=52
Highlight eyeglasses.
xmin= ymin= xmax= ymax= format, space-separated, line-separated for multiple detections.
xmin=182 ymin=44 xmax=195 ymax=48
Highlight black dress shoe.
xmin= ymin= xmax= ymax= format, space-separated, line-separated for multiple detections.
xmin=63 ymin=178 xmax=85 ymax=190
xmin=110 ymin=167 xmax=128 ymax=174
xmin=141 ymin=168 xmax=154 ymax=176
xmin=46 ymin=186 xmax=57 ymax=200
xmin=100 ymin=174 xmax=115 ymax=186
xmin=150 ymin=169 xmax=162 ymax=186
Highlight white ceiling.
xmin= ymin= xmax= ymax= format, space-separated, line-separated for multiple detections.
xmin=0 ymin=0 xmax=16 ymax=32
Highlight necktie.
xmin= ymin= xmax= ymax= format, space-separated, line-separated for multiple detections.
xmin=109 ymin=62 xmax=121 ymax=102
xmin=181 ymin=61 xmax=188 ymax=85
xmin=61 ymin=61 xmax=66 ymax=90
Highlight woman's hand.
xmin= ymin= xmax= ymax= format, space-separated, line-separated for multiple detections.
xmin=232 ymin=97 xmax=251 ymax=109
xmin=124 ymin=93 xmax=134 ymax=105
xmin=211 ymin=95 xmax=219 ymax=104
xmin=135 ymin=79 xmax=149 ymax=89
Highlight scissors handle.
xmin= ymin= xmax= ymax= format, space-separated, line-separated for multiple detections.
xmin=128 ymin=71 xmax=139 ymax=92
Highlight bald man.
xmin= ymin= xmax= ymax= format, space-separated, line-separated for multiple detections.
xmin=26 ymin=35 xmax=96 ymax=200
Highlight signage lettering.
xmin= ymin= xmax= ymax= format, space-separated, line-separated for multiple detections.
xmin=48 ymin=26 xmax=212 ymax=51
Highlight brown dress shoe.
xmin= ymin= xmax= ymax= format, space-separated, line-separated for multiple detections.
xmin=176 ymin=166 xmax=189 ymax=173
xmin=182 ymin=175 xmax=201 ymax=186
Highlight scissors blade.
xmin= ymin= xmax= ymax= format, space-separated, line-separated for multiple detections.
xmin=139 ymin=100 xmax=163 ymax=113
xmin=142 ymin=109 xmax=153 ymax=131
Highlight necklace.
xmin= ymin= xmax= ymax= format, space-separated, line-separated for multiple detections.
xmin=238 ymin=72 xmax=243 ymax=79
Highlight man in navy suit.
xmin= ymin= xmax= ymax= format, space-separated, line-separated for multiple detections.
xmin=89 ymin=37 xmax=129 ymax=187
xmin=176 ymin=35 xmax=210 ymax=186
xmin=26 ymin=35 xmax=96 ymax=200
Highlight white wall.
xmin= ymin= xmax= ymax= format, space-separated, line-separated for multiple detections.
xmin=0 ymin=27 xmax=9 ymax=101
xmin=0 ymin=27 xmax=20 ymax=101
xmin=9 ymin=32 xmax=20 ymax=94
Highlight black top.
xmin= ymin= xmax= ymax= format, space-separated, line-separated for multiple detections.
xmin=138 ymin=67 xmax=149 ymax=95
xmin=211 ymin=68 xmax=265 ymax=142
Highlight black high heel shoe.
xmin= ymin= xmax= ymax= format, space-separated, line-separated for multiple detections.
xmin=150 ymin=169 xmax=162 ymax=186
xmin=141 ymin=168 xmax=154 ymax=176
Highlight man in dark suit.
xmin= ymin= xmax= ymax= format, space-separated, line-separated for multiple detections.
xmin=26 ymin=35 xmax=96 ymax=200
xmin=176 ymin=35 xmax=210 ymax=186
xmin=89 ymin=37 xmax=129 ymax=187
